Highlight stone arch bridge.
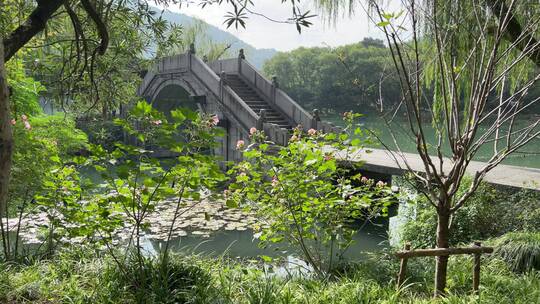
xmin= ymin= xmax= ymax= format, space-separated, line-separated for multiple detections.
xmin=138 ymin=49 xmax=540 ymax=191
xmin=137 ymin=49 xmax=340 ymax=162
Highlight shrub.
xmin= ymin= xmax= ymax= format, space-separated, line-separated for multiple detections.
xmin=492 ymin=232 xmax=540 ymax=273
xmin=400 ymin=179 xmax=540 ymax=248
xmin=6 ymin=58 xmax=45 ymax=117
xmin=75 ymin=116 xmax=124 ymax=151
xmin=29 ymin=114 xmax=89 ymax=156
xmin=109 ymin=254 xmax=213 ymax=303
xmin=8 ymin=115 xmax=88 ymax=212
xmin=228 ymin=113 xmax=399 ymax=277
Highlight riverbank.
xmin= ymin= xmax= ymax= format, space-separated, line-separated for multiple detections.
xmin=1 ymin=246 xmax=538 ymax=303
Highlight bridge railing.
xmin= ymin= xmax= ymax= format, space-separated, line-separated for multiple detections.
xmin=239 ymin=59 xmax=315 ymax=130
xmin=190 ymin=54 xmax=259 ymax=130
xmin=314 ymin=120 xmax=342 ymax=134
xmin=263 ymin=123 xmax=290 ymax=146
xmin=208 ymin=58 xmax=238 ymax=74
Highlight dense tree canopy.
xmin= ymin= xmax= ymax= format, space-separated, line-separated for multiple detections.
xmin=263 ymin=38 xmax=401 ymax=116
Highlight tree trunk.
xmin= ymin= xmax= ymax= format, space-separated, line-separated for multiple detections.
xmin=434 ymin=207 xmax=451 ymax=296
xmin=0 ymin=38 xmax=13 ymax=218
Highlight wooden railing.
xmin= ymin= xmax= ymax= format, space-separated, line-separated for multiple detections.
xmin=395 ymin=242 xmax=494 ymax=294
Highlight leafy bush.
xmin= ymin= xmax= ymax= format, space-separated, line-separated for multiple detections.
xmin=9 ymin=115 xmax=88 ymax=210
xmin=228 ymin=113 xmax=398 ymax=277
xmin=109 ymin=254 xmax=213 ymax=303
xmin=6 ymin=59 xmax=45 ymax=117
xmin=29 ymin=114 xmax=89 ymax=156
xmin=492 ymin=232 xmax=540 ymax=273
xmin=400 ymin=179 xmax=540 ymax=248
xmin=76 ymin=116 xmax=124 ymax=151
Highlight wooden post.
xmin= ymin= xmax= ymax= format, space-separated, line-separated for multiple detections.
xmin=473 ymin=241 xmax=481 ymax=294
xmin=397 ymin=243 xmax=411 ymax=288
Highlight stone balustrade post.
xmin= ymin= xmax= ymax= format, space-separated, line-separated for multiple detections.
xmin=311 ymin=108 xmax=321 ymax=129
xmin=257 ymin=109 xmax=266 ymax=130
xmin=220 ymin=71 xmax=227 ymax=100
xmin=271 ymin=75 xmax=278 ymax=104
xmin=238 ymin=49 xmax=245 ymax=74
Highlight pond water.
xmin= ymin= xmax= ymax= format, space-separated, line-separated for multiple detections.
xmin=145 ymin=223 xmax=389 ymax=260
xmin=2 ymin=193 xmax=395 ymax=264
xmin=323 ymin=114 xmax=540 ymax=168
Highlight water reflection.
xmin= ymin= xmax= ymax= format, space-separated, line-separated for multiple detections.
xmin=145 ymin=223 xmax=388 ymax=260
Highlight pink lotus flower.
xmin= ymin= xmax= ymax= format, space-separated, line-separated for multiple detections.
xmin=324 ymin=153 xmax=333 ymax=161
xmin=250 ymin=127 xmax=257 ymax=135
xmin=307 ymin=128 xmax=317 ymax=136
xmin=23 ymin=121 xmax=31 ymax=130
xmin=289 ymin=135 xmax=298 ymax=142
xmin=152 ymin=120 xmax=162 ymax=125
xmin=361 ymin=176 xmax=369 ymax=183
xmin=211 ymin=115 xmax=219 ymax=126
xmin=10 ymin=119 xmax=16 ymax=125
xmin=236 ymin=140 xmax=245 ymax=150
xmin=21 ymin=114 xmax=28 ymax=121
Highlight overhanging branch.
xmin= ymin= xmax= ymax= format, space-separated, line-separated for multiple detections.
xmin=3 ymin=0 xmax=64 ymax=61
xmin=488 ymin=0 xmax=540 ymax=67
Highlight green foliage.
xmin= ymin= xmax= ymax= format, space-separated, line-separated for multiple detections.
xmin=6 ymin=58 xmax=45 ymax=117
xmin=7 ymin=114 xmax=87 ymax=232
xmin=83 ymin=101 xmax=226 ymax=290
xmin=34 ymin=165 xmax=86 ymax=255
xmin=109 ymin=253 xmax=213 ymax=303
xmin=228 ymin=114 xmax=398 ymax=276
xmin=263 ymin=39 xmax=400 ymax=115
xmin=156 ymin=19 xmax=232 ymax=61
xmin=1 ymin=248 xmax=539 ymax=303
xmin=28 ymin=115 xmax=89 ymax=156
xmin=76 ymin=116 xmax=124 ymax=151
xmin=9 ymin=115 xmax=88 ymax=209
xmin=6 ymin=115 xmax=90 ymax=259
xmin=492 ymin=232 xmax=540 ymax=274
xmin=400 ymin=180 xmax=540 ymax=249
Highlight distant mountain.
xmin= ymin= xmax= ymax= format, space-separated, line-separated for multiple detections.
xmin=158 ymin=9 xmax=278 ymax=69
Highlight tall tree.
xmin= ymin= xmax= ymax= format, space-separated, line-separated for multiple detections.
xmin=0 ymin=39 xmax=12 ymax=220
xmin=0 ymin=0 xmax=316 ymax=225
xmin=313 ymin=0 xmax=540 ymax=296
xmin=0 ymin=0 xmax=110 ymax=218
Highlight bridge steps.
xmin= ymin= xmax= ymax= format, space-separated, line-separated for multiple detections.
xmin=225 ymin=74 xmax=292 ymax=129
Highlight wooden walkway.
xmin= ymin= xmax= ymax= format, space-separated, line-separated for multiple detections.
xmin=335 ymin=148 xmax=540 ymax=190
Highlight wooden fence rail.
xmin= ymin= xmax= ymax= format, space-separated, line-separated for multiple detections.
xmin=396 ymin=242 xmax=494 ymax=294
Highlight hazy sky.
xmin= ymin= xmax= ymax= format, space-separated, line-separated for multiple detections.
xmin=159 ymin=1 xmax=390 ymax=51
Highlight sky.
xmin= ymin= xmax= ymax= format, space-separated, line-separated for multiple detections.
xmin=158 ymin=0 xmax=390 ymax=51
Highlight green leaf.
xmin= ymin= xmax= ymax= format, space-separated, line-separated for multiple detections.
xmin=226 ymin=199 xmax=238 ymax=208
xmin=170 ymin=109 xmax=186 ymax=123
xmin=382 ymin=13 xmax=393 ymax=20
xmin=260 ymin=255 xmax=273 ymax=263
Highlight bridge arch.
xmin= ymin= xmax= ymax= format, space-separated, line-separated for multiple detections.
xmin=151 ymin=83 xmax=196 ymax=118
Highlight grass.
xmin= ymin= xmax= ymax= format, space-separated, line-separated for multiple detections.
xmin=491 ymin=232 xmax=540 ymax=273
xmin=0 ymin=247 xmax=539 ymax=303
